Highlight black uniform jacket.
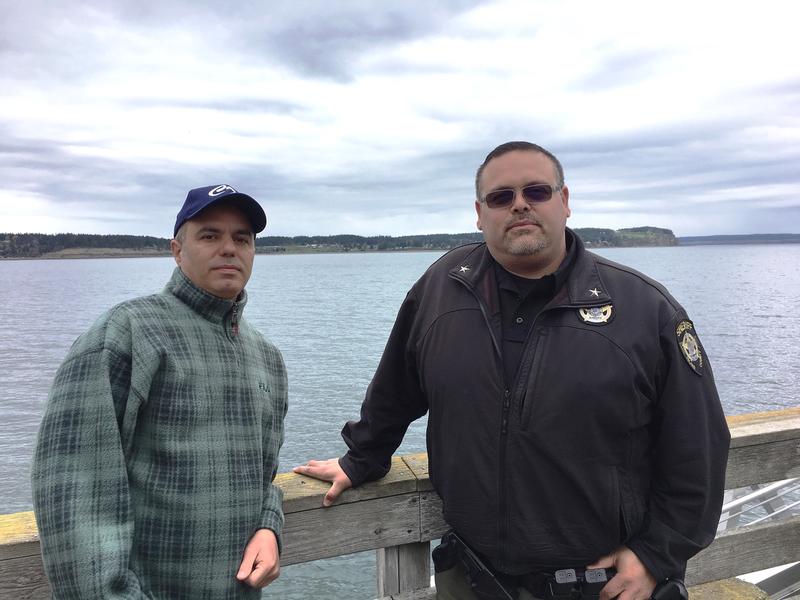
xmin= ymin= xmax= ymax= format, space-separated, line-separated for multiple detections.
xmin=339 ymin=232 xmax=730 ymax=581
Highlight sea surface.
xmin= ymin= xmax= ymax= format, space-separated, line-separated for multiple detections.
xmin=1 ymin=245 xmax=799 ymax=598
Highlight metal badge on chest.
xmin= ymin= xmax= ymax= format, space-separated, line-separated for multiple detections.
xmin=578 ymin=287 xmax=614 ymax=325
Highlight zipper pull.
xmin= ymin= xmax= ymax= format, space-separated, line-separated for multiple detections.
xmin=231 ymin=302 xmax=239 ymax=337
xmin=501 ymin=389 xmax=511 ymax=434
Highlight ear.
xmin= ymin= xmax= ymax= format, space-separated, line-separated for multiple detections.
xmin=475 ymin=200 xmax=483 ymax=231
xmin=561 ymin=185 xmax=571 ymax=219
xmin=170 ymin=239 xmax=182 ymax=266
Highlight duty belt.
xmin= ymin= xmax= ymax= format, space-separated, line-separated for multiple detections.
xmin=433 ymin=530 xmax=688 ymax=600
xmin=520 ymin=567 xmax=614 ymax=599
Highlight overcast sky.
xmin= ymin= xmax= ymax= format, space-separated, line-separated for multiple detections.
xmin=1 ymin=0 xmax=799 ymax=238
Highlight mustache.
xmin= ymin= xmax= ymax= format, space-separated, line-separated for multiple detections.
xmin=506 ymin=216 xmax=541 ymax=227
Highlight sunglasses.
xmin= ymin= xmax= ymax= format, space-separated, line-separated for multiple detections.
xmin=482 ymin=184 xmax=562 ymax=209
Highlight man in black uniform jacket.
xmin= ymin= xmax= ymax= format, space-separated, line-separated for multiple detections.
xmin=295 ymin=141 xmax=730 ymax=600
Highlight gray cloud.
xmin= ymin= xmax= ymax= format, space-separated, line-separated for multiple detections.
xmin=1 ymin=0 xmax=486 ymax=82
xmin=226 ymin=0 xmax=486 ymax=80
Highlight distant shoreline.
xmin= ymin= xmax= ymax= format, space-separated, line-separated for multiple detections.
xmin=0 ymin=247 xmax=444 ymax=261
xmin=2 ymin=230 xmax=798 ymax=260
xmin=3 ymin=240 xmax=800 ymax=261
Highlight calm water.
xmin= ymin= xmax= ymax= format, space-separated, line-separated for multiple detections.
xmin=1 ymin=245 xmax=799 ymax=598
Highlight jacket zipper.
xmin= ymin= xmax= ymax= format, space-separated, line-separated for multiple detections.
xmin=228 ymin=301 xmax=242 ymax=367
xmin=450 ymin=272 xmax=598 ymax=570
xmin=231 ymin=301 xmax=240 ymax=337
xmin=450 ymin=272 xmax=511 ymax=571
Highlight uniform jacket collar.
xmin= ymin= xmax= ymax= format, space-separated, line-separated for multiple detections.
xmin=449 ymin=228 xmax=612 ymax=308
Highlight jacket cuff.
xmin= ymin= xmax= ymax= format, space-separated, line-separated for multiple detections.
xmin=626 ymin=538 xmax=667 ymax=582
xmin=626 ymin=532 xmax=688 ymax=583
xmin=338 ymin=454 xmax=364 ymax=488
xmin=259 ymin=509 xmax=284 ymax=555
xmin=338 ymin=452 xmax=386 ymax=488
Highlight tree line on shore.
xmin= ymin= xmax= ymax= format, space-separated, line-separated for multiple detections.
xmin=0 ymin=227 xmax=677 ymax=258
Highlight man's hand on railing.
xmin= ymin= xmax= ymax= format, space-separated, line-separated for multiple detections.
xmin=293 ymin=458 xmax=353 ymax=507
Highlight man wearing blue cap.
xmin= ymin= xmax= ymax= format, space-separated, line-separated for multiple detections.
xmin=32 ymin=185 xmax=287 ymax=598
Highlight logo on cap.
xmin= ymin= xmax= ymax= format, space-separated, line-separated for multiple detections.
xmin=209 ymin=184 xmax=237 ymax=197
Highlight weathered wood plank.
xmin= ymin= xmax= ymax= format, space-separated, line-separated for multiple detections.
xmin=0 ymin=542 xmax=39 ymax=563
xmin=0 ymin=554 xmax=49 ymax=599
xmin=402 ymin=453 xmax=434 ymax=492
xmin=727 ymin=406 xmax=800 ymax=430
xmin=0 ymin=513 xmax=38 ymax=561
xmin=281 ymin=492 xmax=422 ymax=566
xmin=725 ymin=408 xmax=800 ymax=487
xmin=0 ymin=513 xmax=37 ymax=547
xmin=686 ymin=514 xmax=800 ymax=585
xmin=397 ymin=543 xmax=431 ymax=592
xmin=377 ymin=545 xmax=402 ymax=595
xmin=725 ymin=438 xmax=800 ymax=488
xmin=688 ymin=578 xmax=769 ymax=599
xmin=419 ymin=492 xmax=447 ymax=542
xmin=377 ymin=542 xmax=431 ymax=596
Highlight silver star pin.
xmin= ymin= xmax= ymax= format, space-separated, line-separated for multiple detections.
xmin=589 ymin=288 xmax=601 ymax=297
xmin=459 ymin=266 xmax=470 ymax=273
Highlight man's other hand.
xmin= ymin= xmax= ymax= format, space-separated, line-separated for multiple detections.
xmin=293 ymin=458 xmax=353 ymax=507
xmin=588 ymin=545 xmax=657 ymax=600
xmin=236 ymin=528 xmax=280 ymax=588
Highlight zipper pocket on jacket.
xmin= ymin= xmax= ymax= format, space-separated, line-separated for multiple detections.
xmin=519 ymin=330 xmax=549 ymax=430
xmin=616 ymin=466 xmax=642 ymax=543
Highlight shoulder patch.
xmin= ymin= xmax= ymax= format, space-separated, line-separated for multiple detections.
xmin=676 ymin=320 xmax=704 ymax=376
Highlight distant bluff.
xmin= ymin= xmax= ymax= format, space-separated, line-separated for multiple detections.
xmin=576 ymin=227 xmax=677 ymax=248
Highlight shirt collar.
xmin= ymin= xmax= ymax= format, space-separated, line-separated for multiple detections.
xmin=493 ymin=229 xmax=577 ymax=294
xmin=164 ymin=267 xmax=247 ymax=323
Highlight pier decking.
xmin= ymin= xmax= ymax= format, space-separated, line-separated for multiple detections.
xmin=2 ymin=407 xmax=799 ymax=598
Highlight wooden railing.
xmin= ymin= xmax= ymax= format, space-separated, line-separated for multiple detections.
xmin=2 ymin=408 xmax=799 ymax=599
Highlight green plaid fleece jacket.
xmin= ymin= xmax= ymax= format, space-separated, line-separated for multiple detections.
xmin=31 ymin=267 xmax=288 ymax=599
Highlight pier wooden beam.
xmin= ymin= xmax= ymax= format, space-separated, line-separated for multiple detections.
xmin=0 ymin=512 xmax=48 ymax=599
xmin=686 ymin=514 xmax=800 ymax=586
xmin=279 ymin=456 xmax=422 ymax=565
xmin=377 ymin=542 xmax=431 ymax=597
xmin=725 ymin=407 xmax=800 ymax=488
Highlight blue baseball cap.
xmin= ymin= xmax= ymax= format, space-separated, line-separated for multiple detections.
xmin=174 ymin=184 xmax=267 ymax=236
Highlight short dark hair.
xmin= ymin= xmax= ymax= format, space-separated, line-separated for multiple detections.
xmin=475 ymin=141 xmax=565 ymax=199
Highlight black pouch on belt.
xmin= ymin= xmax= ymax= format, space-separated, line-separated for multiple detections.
xmin=432 ymin=532 xmax=459 ymax=573
xmin=434 ymin=531 xmax=518 ymax=600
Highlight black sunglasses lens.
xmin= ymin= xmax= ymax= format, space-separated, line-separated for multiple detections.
xmin=484 ymin=189 xmax=515 ymax=208
xmin=522 ymin=185 xmax=553 ymax=203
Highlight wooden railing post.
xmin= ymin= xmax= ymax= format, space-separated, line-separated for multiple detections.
xmin=376 ymin=541 xmax=431 ymax=596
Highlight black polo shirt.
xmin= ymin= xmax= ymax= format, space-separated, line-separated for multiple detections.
xmin=495 ymin=235 xmax=576 ymax=386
